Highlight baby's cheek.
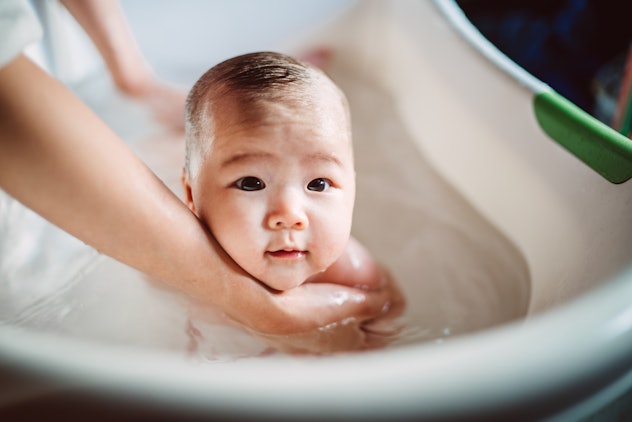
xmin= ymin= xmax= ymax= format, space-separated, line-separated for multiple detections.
xmin=207 ymin=207 xmax=255 ymax=257
xmin=223 ymin=222 xmax=257 ymax=255
xmin=316 ymin=225 xmax=350 ymax=269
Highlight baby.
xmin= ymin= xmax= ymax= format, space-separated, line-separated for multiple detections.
xmin=182 ymin=51 xmax=385 ymax=292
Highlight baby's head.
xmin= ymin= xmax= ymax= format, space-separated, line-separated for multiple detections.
xmin=183 ymin=52 xmax=355 ymax=291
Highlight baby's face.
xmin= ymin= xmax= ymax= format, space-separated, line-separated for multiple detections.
xmin=185 ymin=91 xmax=355 ymax=291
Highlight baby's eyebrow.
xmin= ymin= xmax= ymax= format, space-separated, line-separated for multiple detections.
xmin=220 ymin=152 xmax=275 ymax=168
xmin=305 ymin=152 xmax=343 ymax=167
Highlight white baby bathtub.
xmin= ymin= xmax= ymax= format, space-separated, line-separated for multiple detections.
xmin=1 ymin=0 xmax=632 ymax=420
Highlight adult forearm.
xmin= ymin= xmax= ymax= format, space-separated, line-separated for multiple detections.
xmin=0 ymin=55 xmax=222 ymax=296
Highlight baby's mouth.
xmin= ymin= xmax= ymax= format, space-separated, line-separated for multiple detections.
xmin=266 ymin=250 xmax=306 ymax=259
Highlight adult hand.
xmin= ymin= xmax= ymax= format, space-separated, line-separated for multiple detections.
xmin=253 ymin=275 xmax=405 ymax=354
xmin=182 ymin=228 xmax=405 ymax=354
xmin=189 ymin=251 xmax=405 ymax=354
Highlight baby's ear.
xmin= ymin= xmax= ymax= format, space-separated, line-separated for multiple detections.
xmin=181 ymin=168 xmax=197 ymax=215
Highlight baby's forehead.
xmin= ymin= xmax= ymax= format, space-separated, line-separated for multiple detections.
xmin=213 ymin=104 xmax=351 ymax=150
xmin=220 ymin=72 xmax=345 ymax=111
xmin=213 ymin=83 xmax=350 ymax=137
xmin=208 ymin=99 xmax=352 ymax=163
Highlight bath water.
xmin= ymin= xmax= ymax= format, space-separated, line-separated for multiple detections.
xmin=0 ymin=57 xmax=530 ymax=361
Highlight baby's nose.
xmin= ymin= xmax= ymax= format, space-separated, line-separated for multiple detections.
xmin=266 ymin=193 xmax=308 ymax=230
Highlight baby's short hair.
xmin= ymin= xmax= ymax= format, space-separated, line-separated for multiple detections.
xmin=184 ymin=51 xmax=328 ymax=179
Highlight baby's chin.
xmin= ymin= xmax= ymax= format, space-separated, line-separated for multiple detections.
xmin=257 ymin=274 xmax=309 ymax=292
xmin=247 ymin=253 xmax=328 ymax=292
xmin=253 ymin=264 xmax=323 ymax=292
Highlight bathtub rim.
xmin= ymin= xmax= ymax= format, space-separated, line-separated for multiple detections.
xmin=1 ymin=262 xmax=631 ymax=420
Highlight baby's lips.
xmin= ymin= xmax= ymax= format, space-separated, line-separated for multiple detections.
xmin=267 ymin=250 xmax=306 ymax=259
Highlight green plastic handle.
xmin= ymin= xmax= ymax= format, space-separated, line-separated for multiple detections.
xmin=534 ymin=91 xmax=632 ymax=184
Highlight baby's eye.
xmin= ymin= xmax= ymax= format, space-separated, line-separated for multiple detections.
xmin=235 ymin=176 xmax=266 ymax=191
xmin=307 ymin=178 xmax=331 ymax=192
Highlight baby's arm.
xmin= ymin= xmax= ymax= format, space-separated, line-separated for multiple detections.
xmin=307 ymin=237 xmax=387 ymax=290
